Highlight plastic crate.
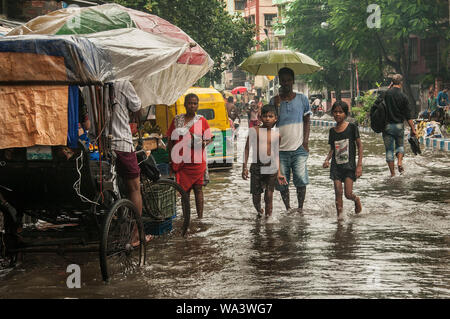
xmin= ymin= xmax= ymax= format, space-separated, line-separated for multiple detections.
xmin=143 ymin=217 xmax=173 ymax=236
xmin=142 ymin=181 xmax=176 ymax=220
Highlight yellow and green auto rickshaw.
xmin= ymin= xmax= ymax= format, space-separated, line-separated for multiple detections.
xmin=154 ymin=87 xmax=234 ymax=170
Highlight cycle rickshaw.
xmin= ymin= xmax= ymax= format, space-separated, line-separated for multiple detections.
xmin=0 ymin=34 xmax=190 ymax=282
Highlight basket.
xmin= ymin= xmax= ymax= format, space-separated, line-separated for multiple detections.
xmin=143 ymin=217 xmax=173 ymax=236
xmin=141 ymin=181 xmax=177 ymax=220
xmin=142 ymin=138 xmax=158 ymax=151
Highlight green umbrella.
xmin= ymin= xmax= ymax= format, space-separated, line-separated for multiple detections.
xmin=239 ymin=50 xmax=321 ymax=76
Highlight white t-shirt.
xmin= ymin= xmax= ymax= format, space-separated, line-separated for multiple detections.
xmin=270 ymin=94 xmax=311 ymax=151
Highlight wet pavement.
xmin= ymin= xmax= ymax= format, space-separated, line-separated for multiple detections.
xmin=1 ymin=120 xmax=449 ymax=298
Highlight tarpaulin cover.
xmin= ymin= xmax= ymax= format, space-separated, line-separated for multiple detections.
xmin=67 ymin=85 xmax=79 ymax=148
xmin=0 ymin=85 xmax=69 ymax=149
xmin=0 ymin=34 xmax=111 ymax=84
xmin=7 ymin=3 xmax=214 ymax=106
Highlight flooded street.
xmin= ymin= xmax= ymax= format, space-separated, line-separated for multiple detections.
xmin=1 ymin=120 xmax=449 ymax=299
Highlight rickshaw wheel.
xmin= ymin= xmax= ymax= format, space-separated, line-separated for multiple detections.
xmin=140 ymin=177 xmax=191 ymax=238
xmin=99 ymin=199 xmax=145 ymax=282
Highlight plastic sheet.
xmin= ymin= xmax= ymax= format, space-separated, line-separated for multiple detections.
xmin=7 ymin=3 xmax=214 ymax=106
xmin=0 ymin=34 xmax=112 ymax=84
xmin=0 ymin=85 xmax=69 ymax=149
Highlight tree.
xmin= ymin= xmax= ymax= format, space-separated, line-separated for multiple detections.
xmin=284 ymin=0 xmax=352 ymax=100
xmin=111 ymin=0 xmax=256 ymax=85
xmin=328 ymin=0 xmax=450 ymax=110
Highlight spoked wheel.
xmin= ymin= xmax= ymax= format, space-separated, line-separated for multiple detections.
xmin=140 ymin=177 xmax=190 ymax=238
xmin=99 ymin=199 xmax=145 ymax=282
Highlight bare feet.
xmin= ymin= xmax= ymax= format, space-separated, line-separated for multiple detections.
xmin=398 ymin=165 xmax=404 ymax=175
xmin=132 ymin=234 xmax=153 ymax=248
xmin=355 ymin=196 xmax=362 ymax=214
xmin=257 ymin=208 xmax=264 ymax=218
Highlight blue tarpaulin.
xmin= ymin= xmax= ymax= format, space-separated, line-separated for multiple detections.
xmin=67 ymin=85 xmax=79 ymax=148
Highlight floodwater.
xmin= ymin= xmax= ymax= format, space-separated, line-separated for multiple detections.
xmin=1 ymin=119 xmax=449 ymax=299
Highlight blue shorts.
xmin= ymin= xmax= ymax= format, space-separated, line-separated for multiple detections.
xmin=276 ymin=145 xmax=309 ymax=192
xmin=382 ymin=123 xmax=405 ymax=162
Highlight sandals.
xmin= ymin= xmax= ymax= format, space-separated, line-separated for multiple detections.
xmin=398 ymin=165 xmax=404 ymax=174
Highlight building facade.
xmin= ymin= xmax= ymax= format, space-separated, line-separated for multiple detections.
xmin=243 ymin=0 xmax=277 ymax=48
xmin=271 ymin=0 xmax=293 ymax=50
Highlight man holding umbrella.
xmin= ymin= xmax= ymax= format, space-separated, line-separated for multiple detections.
xmin=271 ymin=67 xmax=312 ymax=213
xmin=240 ymin=49 xmax=320 ymax=213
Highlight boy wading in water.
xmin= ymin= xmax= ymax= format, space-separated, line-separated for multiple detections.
xmin=242 ymin=105 xmax=287 ymax=219
xmin=323 ymin=101 xmax=363 ymax=219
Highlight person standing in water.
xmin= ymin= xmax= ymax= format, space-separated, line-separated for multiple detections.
xmin=167 ymin=93 xmax=212 ymax=219
xmin=270 ymin=67 xmax=311 ymax=213
xmin=323 ymin=101 xmax=363 ymax=219
xmin=242 ymin=105 xmax=287 ymax=219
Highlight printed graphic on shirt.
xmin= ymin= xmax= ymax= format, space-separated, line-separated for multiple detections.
xmin=334 ymin=138 xmax=349 ymax=165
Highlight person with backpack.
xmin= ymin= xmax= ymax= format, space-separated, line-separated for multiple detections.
xmin=382 ymin=74 xmax=417 ymax=177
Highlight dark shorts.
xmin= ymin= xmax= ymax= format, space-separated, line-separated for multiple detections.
xmin=330 ymin=167 xmax=356 ymax=182
xmin=115 ymin=150 xmax=140 ymax=179
xmin=250 ymin=164 xmax=277 ymax=194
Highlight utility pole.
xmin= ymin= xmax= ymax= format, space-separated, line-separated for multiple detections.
xmin=349 ymin=51 xmax=353 ymax=106
xmin=264 ymin=27 xmax=271 ymax=101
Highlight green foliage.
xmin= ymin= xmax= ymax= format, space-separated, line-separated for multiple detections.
xmin=111 ymin=0 xmax=256 ymax=85
xmin=285 ymin=0 xmax=449 ymax=106
xmin=284 ymin=0 xmax=351 ymax=96
xmin=353 ymin=90 xmax=377 ymax=125
xmin=327 ymin=0 xmax=449 ymax=104
xmin=111 ymin=0 xmax=152 ymax=12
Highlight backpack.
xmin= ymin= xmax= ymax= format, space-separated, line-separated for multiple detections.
xmin=370 ymin=92 xmax=388 ymax=133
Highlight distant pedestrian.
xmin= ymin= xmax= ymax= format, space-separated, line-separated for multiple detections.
xmin=382 ymin=74 xmax=417 ymax=176
xmin=436 ymin=88 xmax=448 ymax=108
xmin=242 ymin=104 xmax=287 ymax=219
xmin=270 ymin=67 xmax=311 ymax=213
xmin=427 ymin=89 xmax=437 ymax=121
xmin=436 ymin=88 xmax=448 ymax=123
xmin=248 ymin=100 xmax=260 ymax=128
xmin=323 ymin=101 xmax=362 ymax=219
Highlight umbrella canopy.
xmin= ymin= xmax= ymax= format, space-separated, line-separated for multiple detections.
xmin=239 ymin=50 xmax=321 ymax=76
xmin=8 ymin=3 xmax=214 ymax=106
xmin=231 ymin=86 xmax=248 ymax=95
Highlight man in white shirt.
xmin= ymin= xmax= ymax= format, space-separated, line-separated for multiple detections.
xmin=271 ymin=67 xmax=312 ymax=212
xmin=109 ymin=80 xmax=142 ymax=216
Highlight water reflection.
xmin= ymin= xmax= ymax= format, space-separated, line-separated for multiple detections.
xmin=329 ymin=221 xmax=357 ymax=260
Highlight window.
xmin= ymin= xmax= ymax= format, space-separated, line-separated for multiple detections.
xmin=197 ymin=109 xmax=215 ymax=120
xmin=264 ymin=14 xmax=277 ymax=27
xmin=234 ymin=0 xmax=245 ymax=11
